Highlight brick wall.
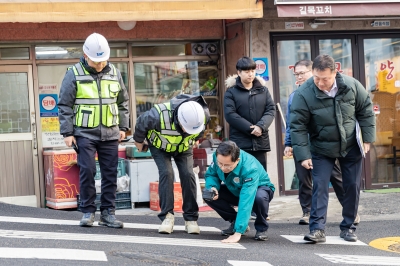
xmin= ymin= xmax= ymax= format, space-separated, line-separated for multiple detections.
xmin=0 ymin=20 xmax=223 ymax=41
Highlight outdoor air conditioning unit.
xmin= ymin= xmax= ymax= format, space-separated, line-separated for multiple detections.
xmin=190 ymin=43 xmax=218 ymax=55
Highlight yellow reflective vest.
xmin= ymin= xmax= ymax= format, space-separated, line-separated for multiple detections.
xmin=147 ymin=102 xmax=199 ymax=152
xmin=70 ymin=62 xmax=120 ymax=128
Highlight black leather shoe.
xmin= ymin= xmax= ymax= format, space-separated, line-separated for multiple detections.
xmin=255 ymin=230 xmax=268 ymax=241
xmin=99 ymin=209 xmax=123 ymax=228
xmin=340 ymin=229 xmax=358 ymax=242
xmin=79 ymin=212 xmax=95 ymax=227
xmin=304 ymin=229 xmax=326 ymax=243
xmin=221 ymin=221 xmax=250 ymax=236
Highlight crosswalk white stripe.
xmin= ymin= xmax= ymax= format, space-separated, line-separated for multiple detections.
xmin=316 ymin=254 xmax=400 ymax=265
xmin=0 ymin=216 xmax=221 ymax=232
xmin=0 ymin=229 xmax=245 ymax=249
xmin=0 ymin=248 xmax=107 ymax=261
xmin=281 ymin=235 xmax=367 ymax=246
xmin=228 ymin=260 xmax=273 ymax=266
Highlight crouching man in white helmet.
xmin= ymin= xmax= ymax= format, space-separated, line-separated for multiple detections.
xmin=134 ymin=94 xmax=210 ymax=234
xmin=59 ymin=33 xmax=129 ymax=228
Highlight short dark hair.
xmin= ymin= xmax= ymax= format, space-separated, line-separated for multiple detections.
xmin=216 ymin=140 xmax=240 ymax=162
xmin=294 ymin=59 xmax=313 ymax=70
xmin=312 ymin=54 xmax=336 ymax=72
xmin=236 ymin=57 xmax=256 ymax=71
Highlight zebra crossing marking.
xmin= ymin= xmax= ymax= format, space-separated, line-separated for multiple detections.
xmin=0 ymin=229 xmax=245 ymax=249
xmin=228 ymin=260 xmax=273 ymax=266
xmin=0 ymin=248 xmax=107 ymax=261
xmin=281 ymin=235 xmax=367 ymax=245
xmin=316 ymin=253 xmax=400 ymax=265
xmin=0 ymin=216 xmax=220 ymax=232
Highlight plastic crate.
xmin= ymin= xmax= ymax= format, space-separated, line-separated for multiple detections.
xmin=94 ymin=158 xmax=126 ymax=180
xmin=95 ymin=191 xmax=131 ymax=201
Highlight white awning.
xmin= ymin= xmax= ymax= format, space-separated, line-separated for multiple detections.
xmin=0 ymin=0 xmax=263 ymax=23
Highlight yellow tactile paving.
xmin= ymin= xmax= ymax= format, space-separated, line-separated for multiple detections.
xmin=369 ymin=237 xmax=400 ymax=254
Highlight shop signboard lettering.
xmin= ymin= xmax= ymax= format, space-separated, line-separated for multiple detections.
xmin=285 ymin=22 xmax=304 ymax=29
xmin=39 ymin=94 xmax=58 ymax=117
xmin=253 ymin=58 xmax=269 ymax=81
xmin=299 ymin=5 xmax=332 ymax=15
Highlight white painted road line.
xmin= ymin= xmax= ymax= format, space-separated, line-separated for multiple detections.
xmin=281 ymin=235 xmax=368 ymax=246
xmin=316 ymin=254 xmax=400 ymax=265
xmin=0 ymin=216 xmax=221 ymax=232
xmin=0 ymin=248 xmax=107 ymax=261
xmin=0 ymin=229 xmax=245 ymax=249
xmin=228 ymin=260 xmax=273 ymax=266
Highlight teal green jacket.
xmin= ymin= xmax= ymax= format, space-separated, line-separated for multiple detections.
xmin=205 ymin=150 xmax=275 ymax=234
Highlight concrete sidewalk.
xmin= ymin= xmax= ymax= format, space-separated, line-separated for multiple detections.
xmin=117 ymin=190 xmax=400 ymax=223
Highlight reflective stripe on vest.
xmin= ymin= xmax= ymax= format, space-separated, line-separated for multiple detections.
xmin=147 ymin=102 xmax=199 ymax=152
xmin=71 ymin=62 xmax=120 ymax=128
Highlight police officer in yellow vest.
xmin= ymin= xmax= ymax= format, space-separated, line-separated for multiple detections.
xmin=58 ymin=33 xmax=129 ymax=228
xmin=134 ymin=94 xmax=210 ymax=234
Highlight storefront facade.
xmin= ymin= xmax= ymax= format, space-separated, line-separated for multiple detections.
xmin=0 ymin=0 xmax=267 ymax=207
xmin=250 ymin=0 xmax=400 ymax=195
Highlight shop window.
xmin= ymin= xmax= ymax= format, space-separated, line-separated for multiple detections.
xmin=276 ymin=40 xmax=311 ymax=192
xmin=364 ymin=38 xmax=400 ymax=184
xmin=0 ymin=48 xmax=29 ymax=60
xmin=319 ymin=39 xmax=353 ymax=76
xmin=134 ymin=60 xmax=220 ymax=138
xmin=35 ymin=44 xmax=127 ymax=60
xmin=132 ymin=44 xmax=186 ymax=56
xmin=0 ymin=72 xmax=30 ymax=133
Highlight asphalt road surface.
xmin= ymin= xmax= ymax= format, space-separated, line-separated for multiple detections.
xmin=0 ymin=200 xmax=399 ymax=266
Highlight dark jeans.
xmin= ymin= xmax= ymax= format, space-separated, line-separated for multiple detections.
xmin=76 ymin=136 xmax=119 ymax=213
xmin=246 ymin=150 xmax=267 ymax=171
xmin=206 ymin=184 xmax=274 ymax=232
xmin=309 ymin=145 xmax=362 ymax=231
xmin=149 ymin=146 xmax=199 ymax=222
xmin=294 ymin=154 xmax=345 ymax=213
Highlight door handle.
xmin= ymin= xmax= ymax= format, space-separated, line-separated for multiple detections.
xmin=32 ymin=121 xmax=37 ymax=149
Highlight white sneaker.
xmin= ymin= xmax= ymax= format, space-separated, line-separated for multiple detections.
xmin=159 ymin=213 xmax=174 ymax=234
xmin=185 ymin=221 xmax=200 ymax=234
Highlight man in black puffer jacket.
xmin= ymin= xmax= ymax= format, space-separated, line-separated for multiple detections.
xmin=224 ymin=57 xmax=276 ymax=170
xmin=290 ymin=54 xmax=375 ymax=243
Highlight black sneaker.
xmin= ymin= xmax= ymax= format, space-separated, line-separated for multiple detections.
xmin=299 ymin=212 xmax=310 ymax=225
xmin=254 ymin=230 xmax=268 ymax=241
xmin=79 ymin=212 xmax=95 ymax=227
xmin=340 ymin=229 xmax=358 ymax=242
xmin=221 ymin=221 xmax=250 ymax=236
xmin=99 ymin=208 xmax=124 ymax=228
xmin=250 ymin=211 xmax=257 ymax=220
xmin=304 ymin=229 xmax=326 ymax=243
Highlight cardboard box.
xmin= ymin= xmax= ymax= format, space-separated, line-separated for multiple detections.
xmin=150 ymin=182 xmax=182 ymax=211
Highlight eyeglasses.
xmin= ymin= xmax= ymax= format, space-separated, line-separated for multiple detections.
xmin=293 ymin=70 xmax=311 ymax=77
xmin=217 ymin=161 xmax=237 ymax=170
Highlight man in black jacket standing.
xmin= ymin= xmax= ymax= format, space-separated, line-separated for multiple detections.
xmin=224 ymin=57 xmax=276 ymax=170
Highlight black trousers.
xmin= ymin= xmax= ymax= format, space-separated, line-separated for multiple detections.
xmin=246 ymin=150 xmax=267 ymax=171
xmin=77 ymin=136 xmax=119 ymax=213
xmin=150 ymin=146 xmax=199 ymax=222
xmin=309 ymin=145 xmax=362 ymax=231
xmin=206 ymin=184 xmax=274 ymax=232
xmin=294 ymin=154 xmax=345 ymax=213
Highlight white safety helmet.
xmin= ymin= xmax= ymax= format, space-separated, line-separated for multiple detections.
xmin=83 ymin=33 xmax=110 ymax=62
xmin=177 ymin=101 xmax=205 ymax=134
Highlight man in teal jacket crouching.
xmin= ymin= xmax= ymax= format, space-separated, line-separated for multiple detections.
xmin=204 ymin=140 xmax=275 ymax=243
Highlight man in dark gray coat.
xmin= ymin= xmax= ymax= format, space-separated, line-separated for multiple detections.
xmin=290 ymin=54 xmax=375 ymax=243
